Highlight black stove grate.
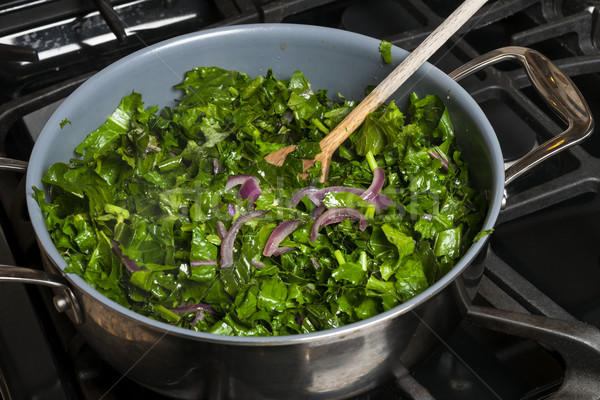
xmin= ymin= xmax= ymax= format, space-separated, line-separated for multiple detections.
xmin=1 ymin=0 xmax=600 ymax=399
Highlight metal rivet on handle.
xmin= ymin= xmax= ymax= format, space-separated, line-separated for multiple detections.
xmin=53 ymin=294 xmax=71 ymax=313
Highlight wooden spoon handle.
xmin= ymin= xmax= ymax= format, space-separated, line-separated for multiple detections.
xmin=318 ymin=0 xmax=488 ymax=155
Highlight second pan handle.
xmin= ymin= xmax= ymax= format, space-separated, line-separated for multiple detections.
xmin=0 ymin=264 xmax=83 ymax=325
xmin=449 ymin=46 xmax=594 ymax=187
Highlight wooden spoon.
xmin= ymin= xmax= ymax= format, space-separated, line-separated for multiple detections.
xmin=264 ymin=0 xmax=489 ymax=182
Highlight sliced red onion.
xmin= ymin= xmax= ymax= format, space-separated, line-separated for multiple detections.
xmin=360 ymin=167 xmax=385 ymax=203
xmin=228 ymin=204 xmax=236 ymax=216
xmin=190 ymin=260 xmax=217 ymax=266
xmin=309 ymin=186 xmax=364 ymax=204
xmin=191 ymin=312 xmax=205 ymax=326
xmin=170 ymin=303 xmax=216 ymax=314
xmin=170 ymin=303 xmax=216 ymax=326
xmin=251 ymin=259 xmax=265 ymax=268
xmin=310 ymin=258 xmax=321 ymax=269
xmin=110 ymin=239 xmax=142 ymax=272
xmin=362 ymin=168 xmax=392 ymax=212
xmin=216 ymin=221 xmax=227 ymax=239
xmin=225 ymin=175 xmax=259 ymax=191
xmin=263 ymin=220 xmax=301 ymax=257
xmin=302 ymin=169 xmax=392 ymax=212
xmin=374 ymin=194 xmax=393 ymax=212
xmin=220 ymin=210 xmax=267 ymax=269
xmin=428 ymin=148 xmax=449 ymax=171
xmin=271 ymin=246 xmax=296 ymax=257
xmin=289 ymin=183 xmax=392 ymax=213
xmin=309 ymin=207 xmax=367 ymax=243
xmin=312 ymin=204 xmax=326 ymax=219
xmin=213 ymin=158 xmax=224 ymax=174
xmin=289 ymin=186 xmax=320 ymax=207
xmin=225 ymin=175 xmax=262 ymax=206
xmin=238 ymin=178 xmax=262 ymax=206
xmin=276 ymin=110 xmax=294 ymax=132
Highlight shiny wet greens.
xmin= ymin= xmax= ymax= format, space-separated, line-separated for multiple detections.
xmin=35 ymin=66 xmax=487 ymax=336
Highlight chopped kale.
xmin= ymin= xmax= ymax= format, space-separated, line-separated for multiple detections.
xmin=35 ymin=66 xmax=488 ymax=336
xmin=379 ymin=40 xmax=393 ymax=64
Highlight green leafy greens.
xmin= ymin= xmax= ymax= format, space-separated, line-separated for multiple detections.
xmin=35 ymin=66 xmax=488 ymax=336
xmin=379 ymin=40 xmax=393 ymax=64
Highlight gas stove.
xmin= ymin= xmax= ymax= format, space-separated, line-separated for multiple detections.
xmin=1 ymin=0 xmax=600 ymax=399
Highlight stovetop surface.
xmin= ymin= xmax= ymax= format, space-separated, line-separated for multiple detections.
xmin=1 ymin=0 xmax=600 ymax=399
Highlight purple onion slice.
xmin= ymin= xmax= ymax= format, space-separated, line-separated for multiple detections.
xmin=312 ymin=204 xmax=326 ymax=219
xmin=238 ymin=178 xmax=262 ymax=206
xmin=191 ymin=312 xmax=205 ymax=326
xmin=213 ymin=158 xmax=224 ymax=174
xmin=289 ymin=186 xmax=320 ymax=207
xmin=227 ymin=204 xmax=236 ymax=216
xmin=271 ymin=246 xmax=297 ymax=257
xmin=220 ymin=210 xmax=267 ymax=269
xmin=309 ymin=207 xmax=367 ymax=243
xmin=170 ymin=303 xmax=216 ymax=315
xmin=288 ymin=181 xmax=393 ymax=213
xmin=225 ymin=175 xmax=259 ymax=191
xmin=310 ymin=186 xmax=364 ymax=204
xmin=306 ymin=168 xmax=392 ymax=212
xmin=190 ymin=260 xmax=217 ymax=266
xmin=216 ymin=221 xmax=227 ymax=239
xmin=374 ymin=194 xmax=393 ymax=212
xmin=360 ymin=167 xmax=385 ymax=203
xmin=263 ymin=220 xmax=301 ymax=257
xmin=110 ymin=239 xmax=142 ymax=272
xmin=226 ymin=175 xmax=262 ymax=206
xmin=428 ymin=148 xmax=450 ymax=171
xmin=170 ymin=303 xmax=216 ymax=327
xmin=362 ymin=167 xmax=392 ymax=212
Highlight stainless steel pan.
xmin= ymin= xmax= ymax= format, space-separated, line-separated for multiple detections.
xmin=0 ymin=24 xmax=593 ymax=399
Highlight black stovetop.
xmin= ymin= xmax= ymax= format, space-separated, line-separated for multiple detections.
xmin=1 ymin=1 xmax=600 ymax=399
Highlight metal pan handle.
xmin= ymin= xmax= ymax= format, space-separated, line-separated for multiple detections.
xmin=0 ymin=264 xmax=84 ymax=325
xmin=448 ymin=46 xmax=594 ymax=187
xmin=466 ymin=305 xmax=600 ymax=399
xmin=0 ymin=157 xmax=27 ymax=172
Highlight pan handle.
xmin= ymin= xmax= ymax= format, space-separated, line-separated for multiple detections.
xmin=0 ymin=157 xmax=27 ymax=172
xmin=448 ymin=46 xmax=594 ymax=187
xmin=0 ymin=264 xmax=84 ymax=325
xmin=466 ymin=305 xmax=600 ymax=399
